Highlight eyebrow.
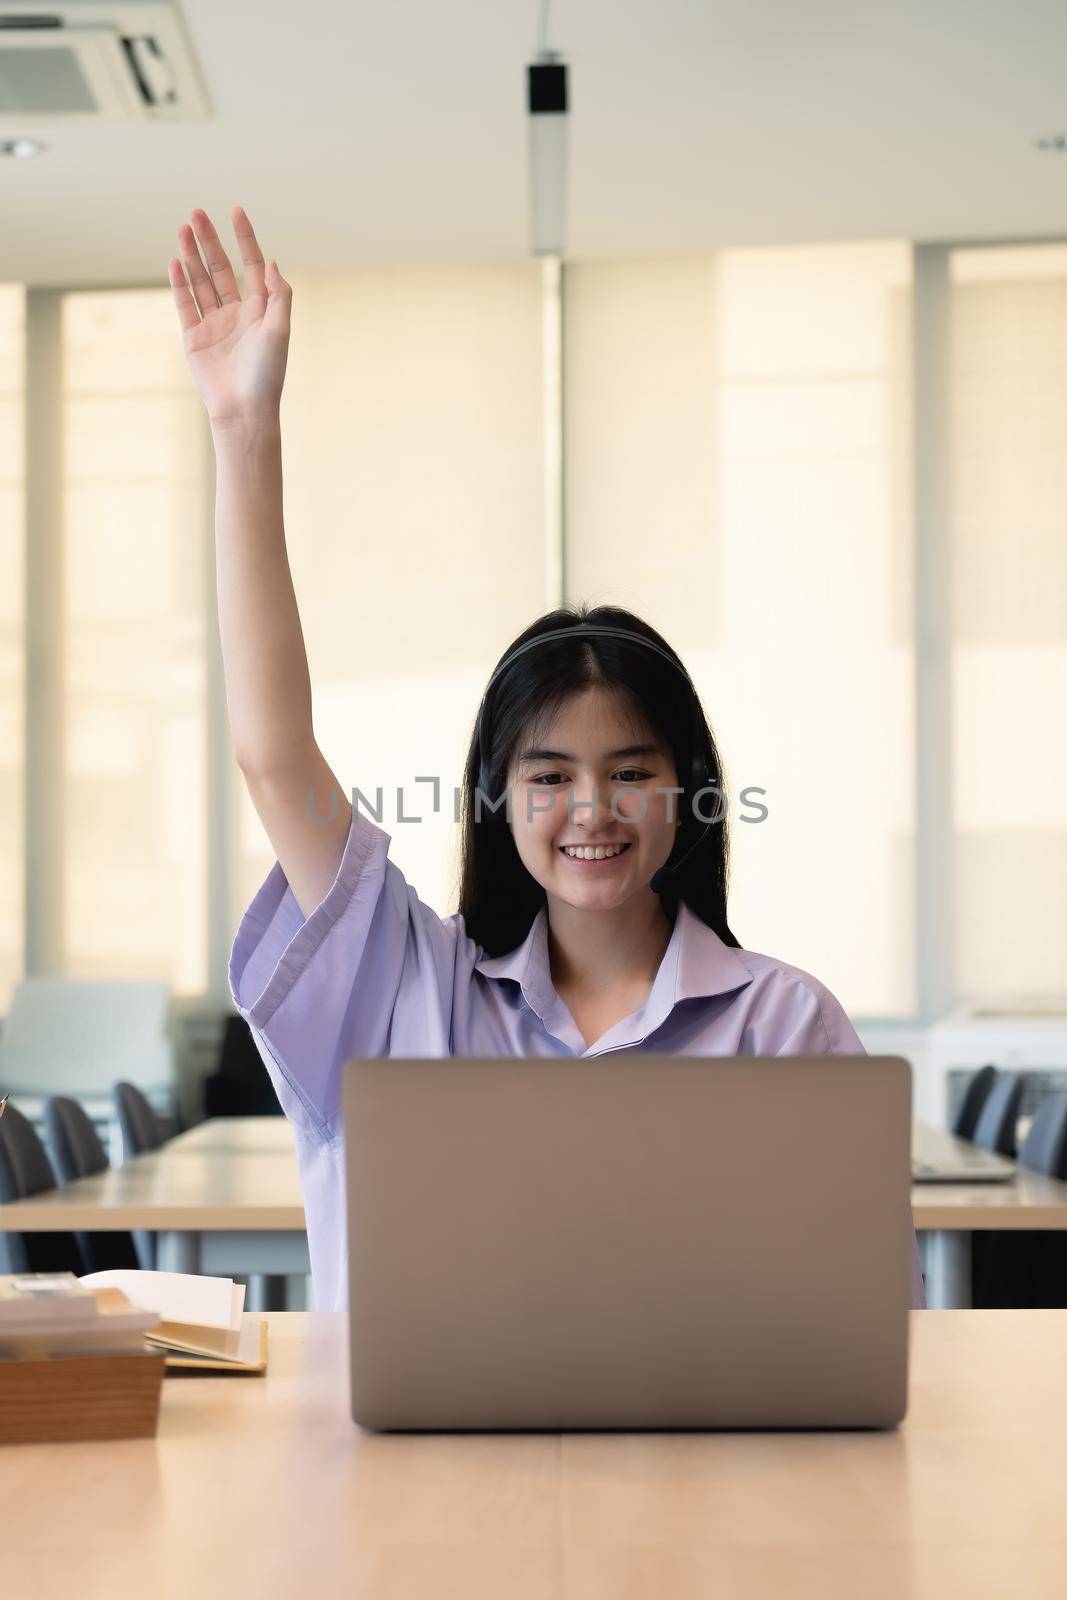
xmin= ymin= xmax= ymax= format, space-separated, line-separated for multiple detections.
xmin=515 ymin=743 xmax=662 ymax=766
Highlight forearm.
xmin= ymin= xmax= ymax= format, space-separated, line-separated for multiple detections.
xmin=211 ymin=417 xmax=314 ymax=771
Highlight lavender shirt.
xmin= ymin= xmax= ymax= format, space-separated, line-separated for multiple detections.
xmin=229 ymin=808 xmax=926 ymax=1313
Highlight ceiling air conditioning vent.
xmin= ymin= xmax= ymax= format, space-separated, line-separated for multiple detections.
xmin=0 ymin=0 xmax=211 ymax=121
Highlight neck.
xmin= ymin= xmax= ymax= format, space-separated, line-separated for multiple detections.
xmin=545 ymin=890 xmax=676 ymax=996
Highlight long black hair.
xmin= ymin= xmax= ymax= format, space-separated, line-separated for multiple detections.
xmin=457 ymin=602 xmax=741 ymax=956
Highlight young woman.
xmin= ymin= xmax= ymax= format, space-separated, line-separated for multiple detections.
xmin=169 ymin=207 xmax=926 ymax=1315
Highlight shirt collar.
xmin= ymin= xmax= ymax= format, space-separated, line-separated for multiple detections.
xmin=474 ymin=899 xmax=754 ymax=1055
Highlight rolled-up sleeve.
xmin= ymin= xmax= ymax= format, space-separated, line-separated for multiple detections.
xmin=228 ymin=808 xmax=476 ymax=1312
xmin=228 ymin=808 xmax=464 ymax=1141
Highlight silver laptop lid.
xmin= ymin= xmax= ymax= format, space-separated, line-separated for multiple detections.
xmin=912 ymin=1122 xmax=1017 ymax=1183
xmin=343 ymin=1054 xmax=913 ymax=1432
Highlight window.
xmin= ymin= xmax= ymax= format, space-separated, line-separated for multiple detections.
xmin=62 ymin=290 xmax=210 ymax=993
xmin=949 ymin=244 xmax=1067 ymax=1003
xmin=566 ymin=245 xmax=914 ymax=1014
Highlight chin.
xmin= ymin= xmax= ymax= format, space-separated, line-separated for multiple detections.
xmin=551 ymin=868 xmax=635 ymax=901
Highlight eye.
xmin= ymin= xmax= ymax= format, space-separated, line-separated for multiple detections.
xmin=529 ymin=768 xmax=652 ymax=785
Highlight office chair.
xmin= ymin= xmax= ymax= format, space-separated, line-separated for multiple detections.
xmin=43 ymin=1095 xmax=140 ymax=1273
xmin=973 ymin=1092 xmax=1067 ymax=1308
xmin=952 ymin=1063 xmax=998 ymax=1141
xmin=112 ymin=1081 xmax=166 ymax=1159
xmin=203 ymin=1014 xmax=283 ymax=1118
xmin=971 ymin=1070 xmax=1027 ymax=1159
xmin=111 ymin=1081 xmax=166 ymax=1270
xmin=1018 ymin=1091 xmax=1067 ymax=1180
xmin=0 ymin=1100 xmax=85 ymax=1275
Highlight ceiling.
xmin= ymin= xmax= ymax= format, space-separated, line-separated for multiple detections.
xmin=3 ymin=0 xmax=1067 ymax=288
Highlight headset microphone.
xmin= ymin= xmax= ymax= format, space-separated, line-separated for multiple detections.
xmin=649 ymin=820 xmax=714 ymax=896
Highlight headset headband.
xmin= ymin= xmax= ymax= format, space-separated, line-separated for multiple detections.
xmin=480 ymin=623 xmax=694 ymax=699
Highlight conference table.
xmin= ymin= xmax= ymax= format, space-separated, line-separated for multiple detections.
xmin=912 ymin=1122 xmax=1067 ymax=1306
xmin=3 ymin=1118 xmax=1067 ymax=1308
xmin=0 ymin=1115 xmax=311 ymax=1282
xmin=4 ymin=1310 xmax=1067 ymax=1598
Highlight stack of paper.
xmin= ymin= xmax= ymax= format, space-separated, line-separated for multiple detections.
xmin=79 ymin=1270 xmax=267 ymax=1372
xmin=0 ymin=1273 xmax=161 ymax=1359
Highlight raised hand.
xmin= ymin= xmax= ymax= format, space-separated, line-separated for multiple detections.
xmin=168 ymin=206 xmax=292 ymax=430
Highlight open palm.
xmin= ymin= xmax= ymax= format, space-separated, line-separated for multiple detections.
xmin=168 ymin=206 xmax=292 ymax=428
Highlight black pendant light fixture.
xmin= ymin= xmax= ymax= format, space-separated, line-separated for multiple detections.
xmin=527 ymin=0 xmax=569 ymax=257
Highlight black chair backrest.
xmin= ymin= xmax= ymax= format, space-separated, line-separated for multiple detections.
xmin=972 ymin=1071 xmax=1027 ymax=1158
xmin=953 ymin=1064 xmax=998 ymax=1141
xmin=0 ymin=1100 xmax=57 ymax=1199
xmin=110 ymin=1082 xmax=162 ymax=1271
xmin=42 ymin=1094 xmax=141 ymax=1273
xmin=44 ymin=1096 xmax=108 ymax=1184
xmin=203 ymin=1014 xmax=282 ymax=1118
xmin=1018 ymin=1091 xmax=1067 ymax=1180
xmin=0 ymin=1100 xmax=85 ymax=1274
xmin=112 ymin=1081 xmax=164 ymax=1159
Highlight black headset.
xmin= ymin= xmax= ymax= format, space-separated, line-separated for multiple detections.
xmin=473 ymin=623 xmax=719 ymax=894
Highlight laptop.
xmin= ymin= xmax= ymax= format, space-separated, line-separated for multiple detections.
xmin=911 ymin=1122 xmax=1017 ymax=1184
xmin=343 ymin=1054 xmax=914 ymax=1433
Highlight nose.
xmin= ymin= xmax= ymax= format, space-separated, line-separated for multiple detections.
xmin=569 ymin=776 xmax=612 ymax=831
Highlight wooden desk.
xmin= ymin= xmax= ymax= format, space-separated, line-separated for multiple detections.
xmin=3 ymin=1311 xmax=1067 ymax=1598
xmin=164 ymin=1115 xmax=294 ymax=1156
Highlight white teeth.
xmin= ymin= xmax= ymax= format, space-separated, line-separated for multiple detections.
xmin=561 ymin=844 xmax=628 ymax=860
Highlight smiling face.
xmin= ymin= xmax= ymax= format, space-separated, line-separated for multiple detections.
xmin=504 ymin=686 xmax=681 ymax=911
